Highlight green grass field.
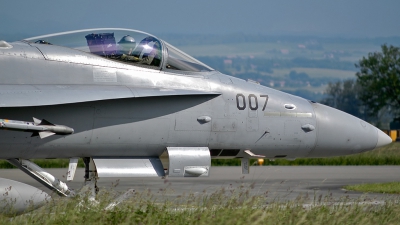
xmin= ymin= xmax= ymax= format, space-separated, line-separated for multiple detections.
xmin=2 ymin=187 xmax=400 ymax=224
xmin=345 ymin=182 xmax=400 ymax=194
xmin=215 ymin=142 xmax=400 ymax=166
xmin=1 ymin=144 xmax=400 ymax=223
xmin=1 ymin=142 xmax=399 ymax=169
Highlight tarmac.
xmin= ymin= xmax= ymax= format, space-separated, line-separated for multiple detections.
xmin=2 ymin=166 xmax=400 ymax=203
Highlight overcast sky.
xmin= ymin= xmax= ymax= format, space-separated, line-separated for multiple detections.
xmin=2 ymin=0 xmax=400 ymax=39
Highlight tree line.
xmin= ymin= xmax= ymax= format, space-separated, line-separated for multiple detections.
xmin=321 ymin=44 xmax=400 ymax=128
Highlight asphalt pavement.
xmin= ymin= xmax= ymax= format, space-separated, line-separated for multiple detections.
xmin=2 ymin=166 xmax=400 ymax=203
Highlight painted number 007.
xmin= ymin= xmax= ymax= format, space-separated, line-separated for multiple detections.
xmin=236 ymin=94 xmax=269 ymax=111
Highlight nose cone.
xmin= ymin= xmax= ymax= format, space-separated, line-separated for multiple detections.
xmin=375 ymin=129 xmax=393 ymax=149
xmin=308 ymin=103 xmax=391 ymax=157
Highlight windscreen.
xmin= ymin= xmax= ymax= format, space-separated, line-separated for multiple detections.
xmin=164 ymin=42 xmax=213 ymax=72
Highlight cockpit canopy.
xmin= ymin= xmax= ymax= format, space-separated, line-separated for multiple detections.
xmin=25 ymin=28 xmax=213 ymax=72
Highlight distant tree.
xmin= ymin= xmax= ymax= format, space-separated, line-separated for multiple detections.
xmin=356 ymin=44 xmax=400 ymax=119
xmin=321 ymin=79 xmax=364 ymax=118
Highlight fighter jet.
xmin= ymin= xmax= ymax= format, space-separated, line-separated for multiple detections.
xmin=0 ymin=28 xmax=392 ymax=214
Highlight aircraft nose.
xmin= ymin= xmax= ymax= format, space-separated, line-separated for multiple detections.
xmin=375 ymin=128 xmax=393 ymax=149
xmin=308 ymin=103 xmax=392 ymax=157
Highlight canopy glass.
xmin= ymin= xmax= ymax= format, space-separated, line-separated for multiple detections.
xmin=25 ymin=28 xmax=213 ymax=72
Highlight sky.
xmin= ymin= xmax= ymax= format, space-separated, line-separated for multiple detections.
xmin=2 ymin=0 xmax=400 ymax=40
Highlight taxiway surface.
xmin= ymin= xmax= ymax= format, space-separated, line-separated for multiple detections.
xmin=2 ymin=166 xmax=400 ymax=202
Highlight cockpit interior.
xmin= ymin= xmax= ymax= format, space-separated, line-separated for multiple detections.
xmin=26 ymin=28 xmax=213 ymax=72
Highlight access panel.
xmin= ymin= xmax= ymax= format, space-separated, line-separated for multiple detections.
xmin=160 ymin=147 xmax=211 ymax=177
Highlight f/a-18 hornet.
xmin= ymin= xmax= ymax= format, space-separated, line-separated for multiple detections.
xmin=0 ymin=28 xmax=392 ymax=214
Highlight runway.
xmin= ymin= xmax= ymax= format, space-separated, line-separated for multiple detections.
xmin=2 ymin=166 xmax=400 ymax=202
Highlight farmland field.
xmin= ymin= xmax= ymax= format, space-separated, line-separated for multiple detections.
xmin=267 ymin=67 xmax=356 ymax=79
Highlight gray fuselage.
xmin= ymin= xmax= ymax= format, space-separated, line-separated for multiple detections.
xmin=0 ymin=41 xmax=385 ymax=160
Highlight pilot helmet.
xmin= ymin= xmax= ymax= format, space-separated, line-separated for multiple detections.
xmin=118 ymin=35 xmax=136 ymax=54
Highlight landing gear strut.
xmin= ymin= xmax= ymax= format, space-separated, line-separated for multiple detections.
xmin=81 ymin=157 xmax=135 ymax=209
xmin=82 ymin=157 xmax=98 ymax=201
xmin=7 ymin=158 xmax=74 ymax=197
xmin=7 ymin=157 xmax=134 ymax=210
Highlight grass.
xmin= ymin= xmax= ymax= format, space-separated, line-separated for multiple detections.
xmin=0 ymin=158 xmax=85 ymax=169
xmin=345 ymin=182 xmax=400 ymax=194
xmin=214 ymin=142 xmax=400 ymax=166
xmin=2 ymin=186 xmax=400 ymax=224
xmin=1 ymin=142 xmax=399 ymax=169
xmin=1 ymin=144 xmax=400 ymax=223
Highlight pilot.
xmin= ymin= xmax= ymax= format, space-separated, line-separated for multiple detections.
xmin=119 ymin=36 xmax=161 ymax=67
xmin=140 ymin=40 xmax=161 ymax=66
xmin=118 ymin=35 xmax=137 ymax=56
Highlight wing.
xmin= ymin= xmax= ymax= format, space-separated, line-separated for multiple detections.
xmin=0 ymin=85 xmax=220 ymax=107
